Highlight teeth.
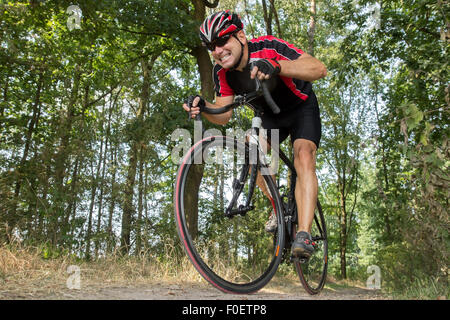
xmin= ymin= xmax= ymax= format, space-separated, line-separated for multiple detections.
xmin=221 ymin=54 xmax=231 ymax=62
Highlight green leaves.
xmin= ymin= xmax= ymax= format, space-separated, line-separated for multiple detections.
xmin=402 ymin=102 xmax=423 ymax=131
xmin=419 ymin=122 xmax=434 ymax=146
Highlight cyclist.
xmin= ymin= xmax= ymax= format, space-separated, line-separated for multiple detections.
xmin=182 ymin=10 xmax=327 ymax=260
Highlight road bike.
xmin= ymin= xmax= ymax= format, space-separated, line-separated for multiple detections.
xmin=174 ymin=79 xmax=327 ymax=295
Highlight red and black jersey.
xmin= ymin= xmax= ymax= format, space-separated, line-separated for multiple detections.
xmin=213 ymin=35 xmax=312 ymax=112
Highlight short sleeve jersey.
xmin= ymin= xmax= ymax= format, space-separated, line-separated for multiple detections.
xmin=212 ymin=35 xmax=312 ymax=111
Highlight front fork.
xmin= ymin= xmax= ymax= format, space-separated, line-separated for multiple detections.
xmin=224 ymin=116 xmax=263 ymax=218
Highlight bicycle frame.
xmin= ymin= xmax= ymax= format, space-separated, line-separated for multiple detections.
xmin=221 ymin=108 xmax=299 ymax=243
xmin=222 ymin=106 xmax=328 ymax=259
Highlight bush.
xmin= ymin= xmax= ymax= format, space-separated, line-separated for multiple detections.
xmin=375 ymin=241 xmax=448 ymax=298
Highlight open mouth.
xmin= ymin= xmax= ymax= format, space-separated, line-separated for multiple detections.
xmin=220 ymin=53 xmax=232 ymax=63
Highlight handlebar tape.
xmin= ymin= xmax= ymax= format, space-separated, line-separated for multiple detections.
xmin=261 ymin=81 xmax=280 ymax=114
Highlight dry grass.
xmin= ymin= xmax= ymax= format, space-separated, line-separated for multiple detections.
xmin=0 ymin=239 xmax=304 ymax=299
xmin=0 ymin=241 xmax=206 ymax=299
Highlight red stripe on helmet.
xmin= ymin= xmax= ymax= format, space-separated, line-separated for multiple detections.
xmin=217 ymin=13 xmax=226 ymax=28
xmin=218 ymin=25 xmax=237 ymax=38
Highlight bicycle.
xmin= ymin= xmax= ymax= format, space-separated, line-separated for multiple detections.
xmin=174 ymin=78 xmax=328 ymax=295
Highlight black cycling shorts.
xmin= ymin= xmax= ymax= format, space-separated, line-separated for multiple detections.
xmin=261 ymin=90 xmax=322 ymax=148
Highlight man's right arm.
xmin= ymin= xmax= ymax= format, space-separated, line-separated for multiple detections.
xmin=182 ymin=95 xmax=234 ymax=125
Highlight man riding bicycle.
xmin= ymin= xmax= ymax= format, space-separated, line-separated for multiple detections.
xmin=182 ymin=10 xmax=327 ymax=260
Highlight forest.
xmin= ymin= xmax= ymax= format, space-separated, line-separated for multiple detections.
xmin=0 ymin=0 xmax=448 ymax=298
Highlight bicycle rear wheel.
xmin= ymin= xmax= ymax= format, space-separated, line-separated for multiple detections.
xmin=293 ymin=201 xmax=328 ymax=295
xmin=174 ymin=135 xmax=285 ymax=294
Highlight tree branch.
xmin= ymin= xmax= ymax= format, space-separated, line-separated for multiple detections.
xmin=203 ymin=0 xmax=219 ymax=8
xmin=118 ymin=28 xmax=169 ymax=38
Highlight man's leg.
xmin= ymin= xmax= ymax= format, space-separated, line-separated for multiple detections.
xmin=291 ymin=138 xmax=318 ymax=257
xmin=293 ymin=138 xmax=317 ymax=233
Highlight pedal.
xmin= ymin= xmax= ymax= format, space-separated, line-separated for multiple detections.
xmin=290 ymin=255 xmax=309 ymax=264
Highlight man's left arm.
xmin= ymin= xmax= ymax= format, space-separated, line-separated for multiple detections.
xmin=251 ymin=52 xmax=327 ymax=82
xmin=278 ymin=53 xmax=327 ymax=82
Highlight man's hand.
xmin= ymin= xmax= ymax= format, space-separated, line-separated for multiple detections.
xmin=182 ymin=95 xmax=205 ymax=119
xmin=250 ymin=59 xmax=281 ymax=80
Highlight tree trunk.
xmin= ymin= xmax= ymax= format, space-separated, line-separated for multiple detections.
xmin=262 ymin=0 xmax=273 ymax=35
xmin=182 ymin=1 xmax=216 ymax=240
xmin=268 ymin=0 xmax=283 ymax=38
xmin=135 ymin=145 xmax=145 ymax=255
xmin=37 ymin=159 xmax=52 ymax=243
xmin=104 ymin=89 xmax=121 ymax=254
xmin=339 ymin=189 xmax=348 ymax=279
xmin=1 ymin=72 xmax=8 ymax=118
xmin=120 ymin=57 xmax=155 ymax=254
xmin=107 ymin=144 xmax=118 ymax=254
xmin=52 ymin=67 xmax=81 ymax=247
xmin=243 ymin=0 xmax=256 ymax=38
xmin=63 ymin=78 xmax=93 ymax=248
xmin=373 ymin=84 xmax=392 ymax=241
xmin=308 ymin=0 xmax=317 ymax=56
xmin=121 ymin=128 xmax=139 ymax=253
xmin=191 ymin=47 xmax=215 ymax=101
xmin=94 ymin=130 xmax=108 ymax=259
xmin=64 ymin=155 xmax=80 ymax=249
xmin=9 ymin=72 xmax=43 ymax=235
xmin=94 ymin=90 xmax=117 ymax=258
xmin=85 ymin=128 xmax=104 ymax=260
xmin=191 ymin=0 xmax=215 ymax=100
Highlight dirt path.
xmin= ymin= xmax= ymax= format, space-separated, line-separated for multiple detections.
xmin=63 ymin=283 xmax=385 ymax=300
xmin=0 ymin=278 xmax=387 ymax=300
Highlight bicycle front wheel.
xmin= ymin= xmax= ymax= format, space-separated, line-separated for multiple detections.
xmin=174 ymin=135 xmax=285 ymax=294
xmin=294 ymin=201 xmax=328 ymax=295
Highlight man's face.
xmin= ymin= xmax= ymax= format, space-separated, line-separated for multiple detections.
xmin=211 ymin=31 xmax=245 ymax=69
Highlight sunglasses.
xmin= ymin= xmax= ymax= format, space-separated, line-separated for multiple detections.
xmin=204 ymin=34 xmax=234 ymax=51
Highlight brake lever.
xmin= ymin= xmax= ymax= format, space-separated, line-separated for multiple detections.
xmin=255 ymin=77 xmax=262 ymax=92
xmin=187 ymin=96 xmax=201 ymax=121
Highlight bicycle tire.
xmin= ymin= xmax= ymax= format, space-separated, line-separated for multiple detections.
xmin=174 ymin=135 xmax=285 ymax=294
xmin=293 ymin=200 xmax=328 ymax=295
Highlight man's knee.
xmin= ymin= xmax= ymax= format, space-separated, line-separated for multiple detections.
xmin=293 ymin=139 xmax=317 ymax=171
